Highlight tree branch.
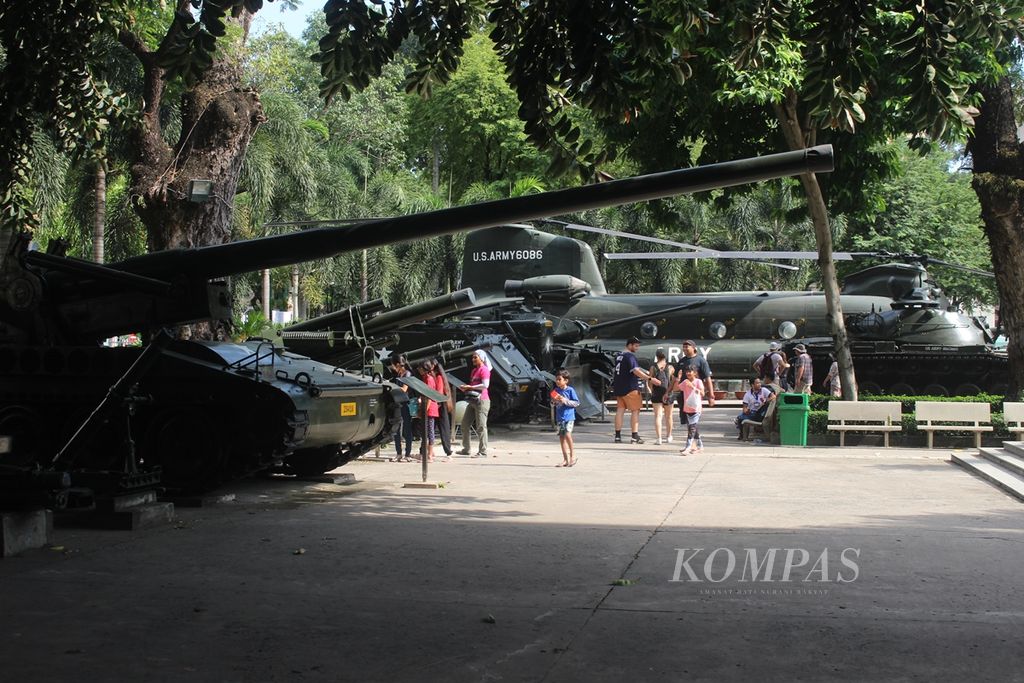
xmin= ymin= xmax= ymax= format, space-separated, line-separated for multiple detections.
xmin=117 ymin=29 xmax=150 ymax=62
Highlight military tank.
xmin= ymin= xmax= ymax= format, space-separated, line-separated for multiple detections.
xmin=0 ymin=144 xmax=834 ymax=505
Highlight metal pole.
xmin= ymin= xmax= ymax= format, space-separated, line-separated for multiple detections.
xmin=421 ymin=397 xmax=428 ymax=483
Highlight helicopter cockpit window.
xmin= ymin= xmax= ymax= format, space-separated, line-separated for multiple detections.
xmin=640 ymin=321 xmax=658 ymax=339
xmin=709 ymin=321 xmax=727 ymax=339
xmin=778 ymin=321 xmax=797 ymax=339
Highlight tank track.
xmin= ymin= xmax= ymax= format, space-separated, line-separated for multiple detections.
xmin=845 ymin=350 xmax=1008 ymax=396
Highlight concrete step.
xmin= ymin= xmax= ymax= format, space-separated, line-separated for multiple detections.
xmin=978 ymin=447 xmax=1024 ymax=478
xmin=56 ymin=502 xmax=175 ymax=530
xmin=1 ymin=509 xmax=53 ymax=557
xmin=1002 ymin=441 xmax=1024 ymax=459
xmin=951 ymin=452 xmax=1024 ymax=502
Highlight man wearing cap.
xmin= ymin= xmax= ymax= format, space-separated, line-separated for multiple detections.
xmin=792 ymin=344 xmax=813 ymax=394
xmin=753 ymin=341 xmax=787 ymax=387
xmin=612 ymin=336 xmax=654 ymax=444
xmin=671 ymin=340 xmax=716 ymax=409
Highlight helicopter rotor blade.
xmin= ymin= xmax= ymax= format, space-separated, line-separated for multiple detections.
xmin=925 ymin=259 xmax=995 ymax=278
xmin=547 ymin=220 xmax=817 ymax=270
xmin=604 ymin=251 xmax=803 ymax=271
xmin=263 ymin=218 xmax=375 ymax=229
xmin=543 ymin=220 xmax=721 ymax=256
xmin=842 ymin=251 xmax=995 ymax=278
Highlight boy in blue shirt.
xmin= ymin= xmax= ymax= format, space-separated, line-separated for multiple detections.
xmin=552 ymin=369 xmax=581 ymax=467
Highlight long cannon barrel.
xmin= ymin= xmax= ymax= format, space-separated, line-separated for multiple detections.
xmin=281 ymin=291 xmax=477 ymax=366
xmin=285 ymin=298 xmax=386 ymax=332
xmin=364 ymin=289 xmax=476 ymax=335
xmin=399 ymin=340 xmax=467 ymax=365
xmin=106 ymin=146 xmax=833 ymax=279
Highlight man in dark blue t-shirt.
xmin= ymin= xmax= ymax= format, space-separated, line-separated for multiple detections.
xmin=612 ymin=336 xmax=655 ymax=444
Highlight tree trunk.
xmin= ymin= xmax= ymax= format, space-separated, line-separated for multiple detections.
xmin=361 ymin=249 xmax=368 ymax=302
xmin=92 ymin=161 xmax=106 ymax=263
xmin=774 ymin=92 xmax=857 ymax=400
xmin=432 ymin=138 xmax=441 ymax=194
xmin=261 ymin=268 xmax=271 ymax=319
xmin=289 ymin=266 xmax=299 ymax=322
xmin=967 ymin=76 xmax=1024 ymax=398
xmin=119 ymin=9 xmax=265 ymax=339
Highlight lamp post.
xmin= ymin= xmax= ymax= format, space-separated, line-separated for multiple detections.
xmin=187 ymin=179 xmax=214 ymax=203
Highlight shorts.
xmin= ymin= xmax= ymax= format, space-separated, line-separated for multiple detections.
xmin=616 ymin=390 xmax=642 ymax=412
xmin=683 ymin=411 xmax=701 ymax=426
xmin=557 ymin=420 xmax=574 ymax=436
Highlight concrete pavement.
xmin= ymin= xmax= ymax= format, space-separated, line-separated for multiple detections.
xmin=1 ymin=406 xmax=1022 ymax=681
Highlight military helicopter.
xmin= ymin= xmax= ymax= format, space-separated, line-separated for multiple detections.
xmin=460 ymin=223 xmax=1007 ymax=396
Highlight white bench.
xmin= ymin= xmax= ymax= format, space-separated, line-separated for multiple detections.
xmin=827 ymin=401 xmax=902 ymax=447
xmin=915 ymin=401 xmax=992 ymax=449
xmin=1003 ymin=402 xmax=1024 ymax=440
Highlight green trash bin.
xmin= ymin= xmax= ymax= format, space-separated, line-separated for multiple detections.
xmin=777 ymin=393 xmax=810 ymax=446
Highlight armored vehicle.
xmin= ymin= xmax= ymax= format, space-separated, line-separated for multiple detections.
xmin=0 ymin=145 xmax=833 ymax=505
xmin=460 ymin=224 xmax=1006 ymax=396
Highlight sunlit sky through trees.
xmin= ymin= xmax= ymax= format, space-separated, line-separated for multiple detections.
xmin=252 ymin=0 xmax=312 ymax=38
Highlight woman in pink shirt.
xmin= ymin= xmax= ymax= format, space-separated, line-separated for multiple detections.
xmin=416 ymin=362 xmax=441 ymax=462
xmin=458 ymin=351 xmax=491 ymax=457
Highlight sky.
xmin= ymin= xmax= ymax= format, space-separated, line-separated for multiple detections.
xmin=251 ymin=0 xmax=316 ymax=38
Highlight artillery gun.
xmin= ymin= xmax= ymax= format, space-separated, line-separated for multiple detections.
xmin=280 ymin=289 xmax=479 ymax=370
xmin=0 ymin=145 xmax=833 ymax=505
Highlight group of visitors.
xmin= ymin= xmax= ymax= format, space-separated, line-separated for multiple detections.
xmin=612 ymin=337 xmax=716 ymax=456
xmin=386 ymin=336 xmax=842 ymax=466
xmin=611 ymin=336 xmax=843 ymax=450
xmin=386 ymin=349 xmax=491 ymax=462
xmin=752 ymin=341 xmax=833 ymax=395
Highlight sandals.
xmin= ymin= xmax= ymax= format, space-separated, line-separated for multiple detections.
xmin=568 ymin=458 xmax=578 ymax=467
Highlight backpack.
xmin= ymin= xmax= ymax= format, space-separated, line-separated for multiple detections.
xmin=784 ymin=358 xmax=797 ymax=389
xmin=756 ymin=352 xmax=775 ymax=382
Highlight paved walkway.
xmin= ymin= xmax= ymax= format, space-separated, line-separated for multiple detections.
xmin=1 ymin=406 xmax=1022 ymax=681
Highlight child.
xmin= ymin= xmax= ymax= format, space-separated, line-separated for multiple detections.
xmin=551 ymin=369 xmax=581 ymax=467
xmin=680 ymin=365 xmax=705 ymax=455
xmin=415 ymin=361 xmax=440 ymax=462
